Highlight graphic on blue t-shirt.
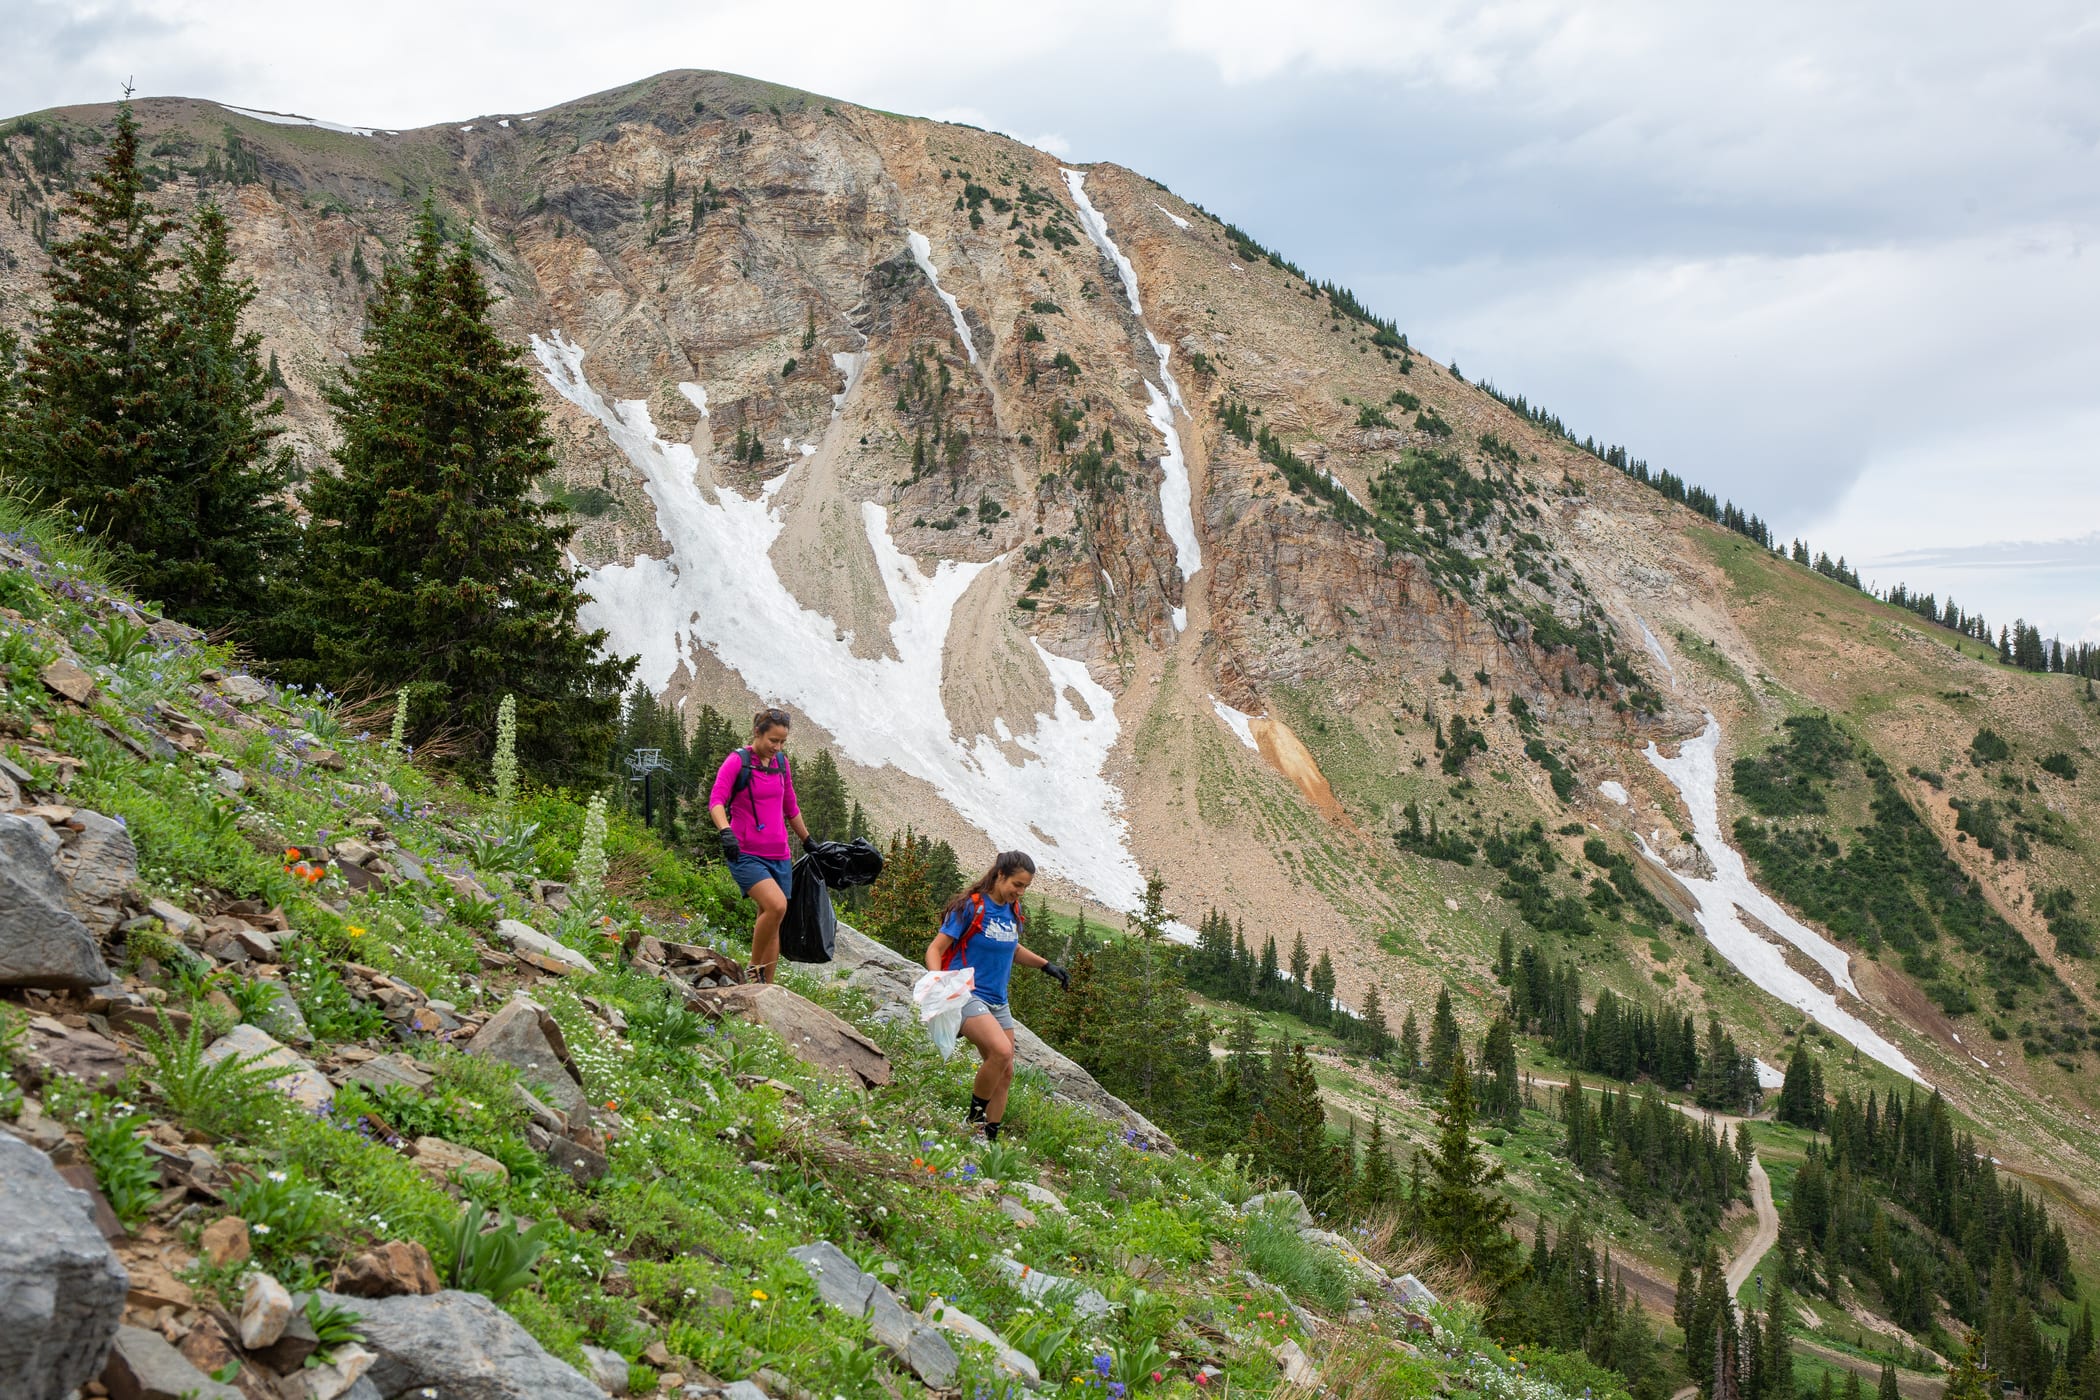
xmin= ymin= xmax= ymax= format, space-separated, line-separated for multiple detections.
xmin=941 ymin=898 xmax=1021 ymax=1004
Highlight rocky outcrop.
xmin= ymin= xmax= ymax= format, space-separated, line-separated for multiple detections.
xmin=831 ymin=924 xmax=1172 ymax=1143
xmin=308 ymin=1288 xmax=604 ymax=1400
xmin=0 ymin=813 xmax=113 ymax=989
xmin=0 ymin=1134 xmax=130 ymax=1400
xmin=469 ymin=995 xmax=591 ymax=1122
xmin=694 ymin=981 xmax=891 ymax=1090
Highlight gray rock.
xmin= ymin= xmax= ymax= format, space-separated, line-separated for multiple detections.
xmin=54 ymin=809 xmax=137 ymax=930
xmin=251 ymin=978 xmax=312 ymax=1046
xmin=787 ymin=1242 xmax=957 ymax=1388
xmin=580 ymin=1343 xmax=631 ymax=1394
xmin=921 ymin=1297 xmax=1040 ymax=1383
xmin=201 ymin=1023 xmax=334 ymax=1112
xmin=0 ymin=813 xmax=112 ymax=989
xmin=832 ymin=925 xmax=1170 ymax=1143
xmin=0 ymin=1134 xmax=130 ymax=1400
xmin=494 ymin=918 xmax=597 ymax=976
xmin=341 ymin=1052 xmax=437 ymax=1096
xmin=19 ymin=1015 xmax=128 ymax=1089
xmin=1394 ymin=1273 xmax=1439 ymax=1307
xmin=309 ymin=1289 xmax=603 ymax=1400
xmin=469 ymin=997 xmax=589 ymax=1121
xmin=101 ymin=1324 xmax=242 ymax=1400
xmin=1240 ymin=1189 xmax=1313 ymax=1229
xmin=991 ymin=1256 xmax=1115 ymax=1320
xmin=718 ymin=1384 xmax=769 ymax=1400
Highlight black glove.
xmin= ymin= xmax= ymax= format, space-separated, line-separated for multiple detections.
xmin=717 ymin=827 xmax=741 ymax=862
xmin=1042 ymin=962 xmax=1070 ymax=991
xmin=801 ymin=835 xmax=816 ymax=856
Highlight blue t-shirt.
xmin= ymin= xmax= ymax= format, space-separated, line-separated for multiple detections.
xmin=940 ymin=896 xmax=1022 ymax=1004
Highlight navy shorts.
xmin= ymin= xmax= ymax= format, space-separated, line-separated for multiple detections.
xmin=728 ymin=853 xmax=793 ymax=898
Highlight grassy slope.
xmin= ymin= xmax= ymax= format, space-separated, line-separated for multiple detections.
xmin=0 ymin=509 xmax=1632 ymax=1399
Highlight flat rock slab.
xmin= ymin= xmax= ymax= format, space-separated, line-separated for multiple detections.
xmin=39 ymin=657 xmax=97 ymax=705
xmin=21 ymin=1015 xmax=128 ymax=1089
xmin=339 ymin=1052 xmax=436 ymax=1096
xmin=0 ymin=813 xmax=113 ymax=989
xmin=469 ymin=997 xmax=589 ymax=1121
xmin=310 ymin=1288 xmax=604 ymax=1400
xmin=0 ymin=1134 xmax=130 ymax=1400
xmin=102 ymin=1324 xmax=242 ymax=1400
xmin=410 ymin=1135 xmax=509 ymax=1184
xmin=992 ymin=1256 xmax=1115 ymax=1321
xmin=700 ymin=983 xmax=890 ymax=1090
xmin=495 ymin=919 xmax=597 ymax=976
xmin=921 ymin=1298 xmax=1041 ymax=1383
xmin=201 ymin=1023 xmax=334 ymax=1112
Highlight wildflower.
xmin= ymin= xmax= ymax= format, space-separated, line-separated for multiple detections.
xmin=252 ymin=1223 xmax=272 ymax=1235
xmin=267 ymin=1170 xmax=287 ymax=1183
xmin=751 ymin=1289 xmax=768 ymax=1301
xmin=347 ymin=925 xmax=366 ymax=939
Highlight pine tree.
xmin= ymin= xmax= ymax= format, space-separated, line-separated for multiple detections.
xmin=1876 ymin=1361 xmax=1899 ymax=1400
xmin=1359 ymin=1110 xmax=1398 ymax=1209
xmin=1481 ymin=1014 xmax=1520 ymax=1122
xmin=1310 ymin=951 xmax=1336 ymax=1025
xmin=1419 ymin=1053 xmax=1519 ymax=1292
xmin=1359 ymin=983 xmax=1390 ymax=1059
xmin=1400 ymin=1006 xmax=1422 ymax=1079
xmin=796 ymin=748 xmax=853 ymax=842
xmin=1426 ymin=986 xmax=1462 ymax=1088
xmin=863 ymin=826 xmax=938 ymax=957
xmin=280 ymin=202 xmax=631 ymax=773
xmin=5 ymin=97 xmax=204 ymax=604
xmin=920 ymin=836 xmax=965 ymax=905
xmin=1288 ymin=931 xmax=1310 ymax=991
xmin=1777 ymin=1044 xmax=1822 ymax=1127
xmin=1256 ymin=935 xmax=1280 ymax=1003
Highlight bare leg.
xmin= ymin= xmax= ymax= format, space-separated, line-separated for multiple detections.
xmin=960 ymin=1013 xmax=1016 ymax=1122
xmin=748 ymin=878 xmax=787 ymax=984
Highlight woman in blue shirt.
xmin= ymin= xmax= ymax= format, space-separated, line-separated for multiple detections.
xmin=924 ymin=850 xmax=1068 ymax=1141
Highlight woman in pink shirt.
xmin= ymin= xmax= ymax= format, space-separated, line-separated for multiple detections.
xmin=708 ymin=707 xmax=813 ymax=983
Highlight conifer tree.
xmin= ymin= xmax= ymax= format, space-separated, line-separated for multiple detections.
xmin=1359 ymin=1110 xmax=1398 ymax=1209
xmin=6 ymin=103 xmax=291 ymax=626
xmin=282 ymin=202 xmax=631 ymax=773
xmin=1400 ymin=1006 xmax=1422 ymax=1079
xmin=1419 ymin=1052 xmax=1519 ymax=1292
xmin=862 ymin=825 xmax=938 ymax=956
xmin=1256 ymin=935 xmax=1280 ymax=1002
xmin=1480 ymin=1014 xmax=1520 ymax=1123
xmin=796 ymin=749 xmax=853 ymax=842
xmin=1288 ymin=931 xmax=1310 ymax=990
xmin=1842 ymin=1371 xmax=1863 ymax=1400
xmin=1359 ymin=983 xmax=1390 ymax=1059
xmin=1310 ymin=951 xmax=1336 ymax=1024
xmin=1426 ymin=986 xmax=1462 ymax=1087
xmin=1876 ymin=1362 xmax=1899 ymax=1400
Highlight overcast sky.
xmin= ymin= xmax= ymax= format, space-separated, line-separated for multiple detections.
xmin=9 ymin=0 xmax=2097 ymax=640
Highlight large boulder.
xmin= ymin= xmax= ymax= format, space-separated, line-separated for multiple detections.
xmin=54 ymin=809 xmax=138 ymax=933
xmin=0 ymin=813 xmax=113 ymax=989
xmin=307 ymin=1288 xmax=603 ymax=1400
xmin=492 ymin=919 xmax=596 ymax=976
xmin=788 ymin=1241 xmax=957 ymax=1388
xmin=832 ymin=925 xmax=1171 ymax=1141
xmin=700 ymin=983 xmax=890 ymax=1090
xmin=101 ymin=1324 xmax=243 ymax=1400
xmin=468 ymin=997 xmax=590 ymax=1123
xmin=0 ymin=1134 xmax=130 ymax=1400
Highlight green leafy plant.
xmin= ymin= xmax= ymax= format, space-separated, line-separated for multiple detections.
xmin=282 ymin=937 xmax=387 ymax=1041
xmin=442 ymin=1197 xmax=555 ymax=1301
xmin=630 ymin=993 xmax=708 ymax=1054
xmin=462 ymin=819 xmax=540 ymax=875
xmin=302 ymin=1294 xmax=366 ymax=1366
xmin=370 ymin=1081 xmax=461 ymax=1139
xmin=1004 ymin=1310 xmax=1078 ymax=1379
xmin=1241 ymin=1208 xmax=1355 ymax=1311
xmin=94 ymin=613 xmax=150 ymax=664
xmin=223 ymin=975 xmax=280 ymax=1026
xmin=82 ymin=1100 xmax=162 ymax=1226
xmin=224 ymin=1164 xmax=334 ymax=1258
xmin=973 ymin=1139 xmax=1030 ymax=1184
xmin=141 ymin=1013 xmax=286 ymax=1139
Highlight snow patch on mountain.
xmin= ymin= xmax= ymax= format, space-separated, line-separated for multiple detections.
xmin=1065 ymin=170 xmax=1202 ymax=595
xmin=220 ymin=104 xmax=375 ymax=136
xmin=1637 ymin=615 xmax=1676 ymax=686
xmin=1210 ymin=696 xmax=1262 ymax=751
xmin=1155 ymin=203 xmax=1191 ymax=230
xmin=532 ymin=331 xmax=1149 ymax=912
xmin=905 ymin=231 xmax=977 ymax=364
xmin=1598 ymin=780 xmax=1629 ymax=805
xmin=1643 ymin=716 xmax=1926 ymax=1084
xmin=831 ymin=351 xmax=869 ymax=413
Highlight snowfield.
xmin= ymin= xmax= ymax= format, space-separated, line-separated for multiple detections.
xmin=219 ymin=104 xmax=376 ymax=136
xmin=1643 ymin=715 xmax=1927 ymax=1084
xmin=1210 ymin=696 xmax=1262 ymax=751
xmin=1064 ymin=170 xmax=1202 ymax=611
xmin=532 ymin=332 xmax=1152 ymax=914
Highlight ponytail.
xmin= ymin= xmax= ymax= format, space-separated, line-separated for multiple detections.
xmin=942 ymin=850 xmax=1036 ymax=922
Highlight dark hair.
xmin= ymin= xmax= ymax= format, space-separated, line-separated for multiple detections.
xmin=751 ymin=707 xmax=792 ymax=739
xmin=942 ymin=850 xmax=1036 ymax=923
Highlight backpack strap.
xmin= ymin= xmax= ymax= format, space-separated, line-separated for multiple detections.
xmin=940 ymin=892 xmax=989 ymax=971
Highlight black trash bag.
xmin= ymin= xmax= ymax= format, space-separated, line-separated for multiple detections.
xmin=781 ymin=855 xmax=839 ymax=963
xmin=805 ymin=837 xmax=885 ymax=890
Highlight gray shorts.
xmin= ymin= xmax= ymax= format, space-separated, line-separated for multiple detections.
xmin=959 ymin=997 xmax=1013 ymax=1030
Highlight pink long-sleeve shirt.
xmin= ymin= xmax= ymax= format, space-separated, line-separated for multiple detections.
xmin=709 ymin=750 xmax=800 ymax=859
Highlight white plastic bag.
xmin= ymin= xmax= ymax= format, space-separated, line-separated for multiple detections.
xmin=912 ymin=968 xmax=976 ymax=1060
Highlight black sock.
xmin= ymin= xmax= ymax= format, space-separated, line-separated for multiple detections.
xmin=984 ymin=1119 xmax=1002 ymax=1142
xmin=967 ymin=1096 xmax=988 ymax=1124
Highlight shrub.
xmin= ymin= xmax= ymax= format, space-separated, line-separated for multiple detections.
xmin=1971 ymin=728 xmax=2011 ymax=764
xmin=2040 ymin=752 xmax=2078 ymax=781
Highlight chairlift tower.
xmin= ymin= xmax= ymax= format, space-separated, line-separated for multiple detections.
xmin=625 ymin=747 xmax=670 ymax=826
